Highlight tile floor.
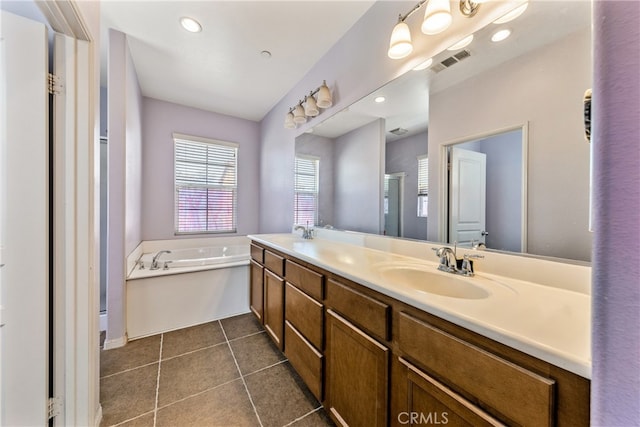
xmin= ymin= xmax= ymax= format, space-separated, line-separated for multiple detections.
xmin=100 ymin=313 xmax=335 ymax=427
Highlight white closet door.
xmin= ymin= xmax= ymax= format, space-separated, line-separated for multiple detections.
xmin=0 ymin=10 xmax=50 ymax=426
xmin=449 ymin=147 xmax=487 ymax=246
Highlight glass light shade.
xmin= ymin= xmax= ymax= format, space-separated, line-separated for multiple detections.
xmin=316 ymin=81 xmax=333 ymax=109
xmin=447 ymin=34 xmax=474 ymax=51
xmin=304 ymin=95 xmax=319 ymax=117
xmin=493 ymin=1 xmax=528 ymax=24
xmin=387 ymin=21 xmax=413 ymax=59
xmin=422 ymin=0 xmax=452 ymax=35
xmin=293 ymin=104 xmax=307 ymax=124
xmin=284 ymin=112 xmax=296 ymax=129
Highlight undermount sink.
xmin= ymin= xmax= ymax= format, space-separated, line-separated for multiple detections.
xmin=374 ymin=262 xmax=490 ymax=299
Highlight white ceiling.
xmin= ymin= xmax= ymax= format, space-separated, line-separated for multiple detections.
xmin=100 ymin=1 xmax=376 ymax=122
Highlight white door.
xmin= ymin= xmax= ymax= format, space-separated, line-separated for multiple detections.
xmin=0 ymin=10 xmax=50 ymax=426
xmin=449 ymin=147 xmax=487 ymax=246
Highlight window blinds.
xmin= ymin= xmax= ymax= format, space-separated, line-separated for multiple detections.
xmin=294 ymin=156 xmax=319 ymax=226
xmin=174 ymin=135 xmax=238 ymax=233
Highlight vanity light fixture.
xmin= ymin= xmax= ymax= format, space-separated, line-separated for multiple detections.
xmin=283 ymin=81 xmax=334 ymax=129
xmin=447 ymin=34 xmax=474 ymax=50
xmin=491 ymin=28 xmax=512 ymax=42
xmin=387 ymin=0 xmax=481 ymax=59
xmin=180 ymin=17 xmax=202 ymax=33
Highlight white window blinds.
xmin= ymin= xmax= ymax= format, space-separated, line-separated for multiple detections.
xmin=417 ymin=155 xmax=428 ymax=217
xmin=174 ymin=134 xmax=238 ymax=234
xmin=294 ymin=156 xmax=319 ymax=226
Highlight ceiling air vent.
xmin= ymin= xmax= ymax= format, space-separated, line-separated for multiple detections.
xmin=432 ymin=49 xmax=471 ymax=73
xmin=389 ymin=127 xmax=408 ymax=136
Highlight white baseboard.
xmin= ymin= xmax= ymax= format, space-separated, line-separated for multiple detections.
xmin=94 ymin=404 xmax=103 ymax=427
xmin=103 ymin=335 xmax=127 ymax=350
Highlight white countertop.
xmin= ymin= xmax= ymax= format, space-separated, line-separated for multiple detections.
xmin=248 ymin=233 xmax=591 ymax=379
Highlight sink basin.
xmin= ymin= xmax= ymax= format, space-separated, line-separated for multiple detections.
xmin=374 ymin=262 xmax=490 ymax=299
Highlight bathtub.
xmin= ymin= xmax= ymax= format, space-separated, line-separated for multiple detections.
xmin=125 ymin=237 xmax=251 ymax=339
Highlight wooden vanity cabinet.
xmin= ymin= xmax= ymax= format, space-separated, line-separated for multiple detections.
xmin=326 ymin=309 xmax=389 ymax=427
xmin=249 ymin=244 xmax=265 ymax=322
xmin=248 ymin=240 xmax=590 ymax=427
xmin=262 ymin=250 xmax=285 ymax=350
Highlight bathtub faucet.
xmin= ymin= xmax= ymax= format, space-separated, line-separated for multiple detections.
xmin=151 ymin=250 xmax=172 ymax=270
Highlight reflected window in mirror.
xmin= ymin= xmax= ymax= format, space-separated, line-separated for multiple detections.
xmin=294 ymin=155 xmax=319 ymax=226
xmin=417 ymin=155 xmax=429 ymax=218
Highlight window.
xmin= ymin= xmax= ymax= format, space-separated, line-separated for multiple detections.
xmin=294 ymin=155 xmax=319 ymax=226
xmin=417 ymin=155 xmax=428 ymax=217
xmin=174 ymin=133 xmax=238 ymax=234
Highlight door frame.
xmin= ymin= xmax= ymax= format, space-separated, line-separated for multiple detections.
xmin=37 ymin=1 xmax=100 ymax=426
xmin=439 ymin=123 xmax=528 ymax=252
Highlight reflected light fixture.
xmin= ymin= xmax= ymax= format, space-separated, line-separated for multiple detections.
xmin=447 ymin=34 xmax=474 ymax=50
xmin=387 ymin=0 xmax=481 ymax=59
xmin=180 ymin=17 xmax=202 ymax=33
xmin=284 ymin=81 xmax=334 ymax=129
xmin=491 ymin=28 xmax=512 ymax=42
xmin=493 ymin=1 xmax=529 ymax=24
xmin=422 ymin=0 xmax=453 ymax=35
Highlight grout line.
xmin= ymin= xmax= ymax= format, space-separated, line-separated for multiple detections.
xmin=152 ymin=333 xmax=164 ymax=427
xmin=99 ymin=360 xmax=160 ymax=380
xmin=154 ymin=377 xmax=243 ymax=412
xmin=227 ymin=329 xmax=266 ymax=343
xmin=109 ymin=410 xmax=155 ymax=427
xmin=160 ymin=340 xmax=228 ymax=362
xmin=219 ymin=320 xmax=264 ymax=427
xmin=281 ymin=406 xmax=324 ymax=427
xmin=241 ymin=358 xmax=289 ymax=379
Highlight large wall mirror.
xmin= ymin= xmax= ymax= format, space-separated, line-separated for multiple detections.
xmin=295 ymin=0 xmax=592 ymax=262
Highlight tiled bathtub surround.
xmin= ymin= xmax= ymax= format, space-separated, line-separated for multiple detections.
xmin=100 ymin=314 xmax=334 ymax=427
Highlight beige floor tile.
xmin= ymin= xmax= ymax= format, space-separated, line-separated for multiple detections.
xmin=220 ymin=313 xmax=263 ymax=340
xmin=229 ymin=332 xmax=286 ymax=375
xmin=158 ymin=344 xmax=239 ymax=407
xmin=156 ymin=379 xmax=258 ymax=427
xmin=100 ymin=364 xmax=158 ymax=427
xmin=162 ymin=321 xmax=226 ymax=359
xmin=101 ymin=335 xmax=161 ymax=377
xmin=288 ymin=409 xmax=335 ymax=426
xmin=245 ymin=362 xmax=320 ymax=427
xmin=109 ymin=411 xmax=155 ymax=427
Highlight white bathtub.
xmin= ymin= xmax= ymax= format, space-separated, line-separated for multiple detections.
xmin=125 ymin=237 xmax=251 ymax=339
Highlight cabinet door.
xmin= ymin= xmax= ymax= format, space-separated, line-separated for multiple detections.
xmin=249 ymin=260 xmax=264 ymax=322
xmin=264 ymin=269 xmax=285 ymax=350
xmin=399 ymin=358 xmax=505 ymax=427
xmin=326 ymin=309 xmax=389 ymax=427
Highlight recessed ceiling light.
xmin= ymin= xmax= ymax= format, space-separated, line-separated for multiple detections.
xmin=493 ymin=2 xmax=528 ymax=24
xmin=491 ymin=29 xmax=512 ymax=42
xmin=413 ymin=58 xmax=433 ymax=71
xmin=261 ymin=50 xmax=272 ymax=59
xmin=447 ymin=34 xmax=474 ymax=51
xmin=180 ymin=17 xmax=202 ymax=33
xmin=375 ymin=96 xmax=386 ymax=103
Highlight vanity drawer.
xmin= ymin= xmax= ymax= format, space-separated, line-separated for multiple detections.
xmin=264 ymin=250 xmax=284 ymax=277
xmin=285 ymin=321 xmax=324 ymax=401
xmin=285 ymin=282 xmax=323 ymax=350
xmin=326 ymin=278 xmax=390 ymax=341
xmin=250 ymin=243 xmax=264 ymax=264
xmin=285 ymin=259 xmax=324 ymax=300
xmin=398 ymin=312 xmax=555 ymax=427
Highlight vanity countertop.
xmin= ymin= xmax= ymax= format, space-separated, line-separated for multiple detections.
xmin=248 ymin=233 xmax=591 ymax=379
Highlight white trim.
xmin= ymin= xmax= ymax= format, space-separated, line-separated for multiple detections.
xmin=172 ymin=132 xmax=239 ymax=148
xmin=103 ymin=336 xmax=127 ymax=351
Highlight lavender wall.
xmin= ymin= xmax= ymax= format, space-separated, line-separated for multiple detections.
xmin=141 ymin=97 xmax=260 ymax=240
xmin=106 ymin=29 xmax=142 ymax=344
xmin=385 ymin=131 xmax=429 ymax=240
xmin=591 ymin=1 xmax=640 ymax=424
xmin=333 ymin=119 xmax=385 ymax=233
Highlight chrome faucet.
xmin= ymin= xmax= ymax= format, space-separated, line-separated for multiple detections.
xmin=294 ymin=223 xmax=314 ymax=239
xmin=433 ymin=242 xmax=484 ymax=276
xmin=151 ymin=250 xmax=171 ymax=270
